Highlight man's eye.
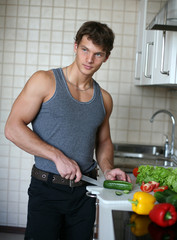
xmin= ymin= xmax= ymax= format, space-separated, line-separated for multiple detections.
xmin=95 ymin=53 xmax=103 ymax=58
xmin=82 ymin=48 xmax=87 ymax=52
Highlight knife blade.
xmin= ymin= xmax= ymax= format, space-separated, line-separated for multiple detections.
xmin=82 ymin=175 xmax=103 ymax=187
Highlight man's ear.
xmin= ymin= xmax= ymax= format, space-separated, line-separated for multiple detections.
xmin=74 ymin=42 xmax=78 ymax=53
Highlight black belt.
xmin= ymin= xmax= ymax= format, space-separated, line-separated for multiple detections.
xmin=31 ymin=165 xmax=97 ymax=187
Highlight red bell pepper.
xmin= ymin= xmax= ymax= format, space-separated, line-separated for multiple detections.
xmin=149 ymin=203 xmax=177 ymax=227
xmin=153 ymin=186 xmax=168 ymax=192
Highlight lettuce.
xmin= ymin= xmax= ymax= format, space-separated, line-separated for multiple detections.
xmin=136 ymin=165 xmax=177 ymax=193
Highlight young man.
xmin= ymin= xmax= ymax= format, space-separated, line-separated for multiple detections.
xmin=5 ymin=21 xmax=131 ymax=240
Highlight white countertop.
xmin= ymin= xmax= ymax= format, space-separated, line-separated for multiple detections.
xmin=86 ymin=174 xmax=141 ymax=240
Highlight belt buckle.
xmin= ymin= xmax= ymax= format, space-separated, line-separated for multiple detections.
xmin=69 ymin=179 xmax=75 ymax=187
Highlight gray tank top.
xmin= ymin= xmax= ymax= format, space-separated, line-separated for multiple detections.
xmin=32 ymin=68 xmax=106 ymax=174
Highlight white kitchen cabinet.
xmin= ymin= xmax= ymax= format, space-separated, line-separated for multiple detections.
xmin=134 ymin=0 xmax=147 ymax=85
xmin=135 ymin=0 xmax=177 ymax=86
xmin=135 ymin=0 xmax=155 ymax=86
xmin=153 ymin=30 xmax=177 ymax=85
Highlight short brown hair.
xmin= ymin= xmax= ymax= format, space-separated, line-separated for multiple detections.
xmin=75 ymin=21 xmax=115 ymax=57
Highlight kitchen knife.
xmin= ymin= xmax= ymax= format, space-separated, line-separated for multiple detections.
xmin=82 ymin=175 xmax=103 ymax=187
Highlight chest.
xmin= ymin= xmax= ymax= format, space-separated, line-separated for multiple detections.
xmin=66 ymin=84 xmax=94 ymax=102
xmin=43 ymin=84 xmax=105 ymax=130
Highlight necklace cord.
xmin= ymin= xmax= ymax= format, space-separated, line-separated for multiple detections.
xmin=65 ymin=67 xmax=92 ymax=91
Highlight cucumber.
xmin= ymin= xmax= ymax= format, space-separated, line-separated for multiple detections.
xmin=154 ymin=189 xmax=177 ymax=203
xmin=103 ymin=180 xmax=133 ymax=191
xmin=166 ymin=195 xmax=177 ymax=211
xmin=115 ymin=191 xmax=123 ymax=196
xmin=123 ymin=190 xmax=130 ymax=194
xmin=154 ymin=189 xmax=177 ymax=210
xmin=154 ymin=191 xmax=166 ymax=203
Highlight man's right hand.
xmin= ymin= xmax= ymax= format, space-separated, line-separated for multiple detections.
xmin=55 ymin=154 xmax=82 ymax=183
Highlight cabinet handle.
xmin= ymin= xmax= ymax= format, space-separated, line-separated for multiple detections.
xmin=135 ymin=51 xmax=142 ymax=80
xmin=160 ymin=31 xmax=169 ymax=75
xmin=144 ymin=42 xmax=153 ymax=78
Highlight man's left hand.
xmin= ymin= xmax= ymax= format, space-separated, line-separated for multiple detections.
xmin=104 ymin=168 xmax=132 ymax=182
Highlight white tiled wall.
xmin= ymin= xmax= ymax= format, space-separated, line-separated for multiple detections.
xmin=0 ymin=0 xmax=176 ymax=228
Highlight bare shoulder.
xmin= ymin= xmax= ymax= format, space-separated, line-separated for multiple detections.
xmin=24 ymin=70 xmax=55 ymax=102
xmin=100 ymin=88 xmax=113 ymax=116
xmin=26 ymin=70 xmax=54 ymax=89
xmin=7 ymin=70 xmax=55 ymax=124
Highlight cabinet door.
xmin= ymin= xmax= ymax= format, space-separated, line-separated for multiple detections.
xmin=153 ymin=31 xmax=177 ymax=85
xmin=135 ymin=0 xmax=155 ymax=86
xmin=134 ymin=0 xmax=147 ymax=85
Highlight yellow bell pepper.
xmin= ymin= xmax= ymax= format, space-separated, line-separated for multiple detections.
xmin=130 ymin=213 xmax=151 ymax=236
xmin=129 ymin=191 xmax=156 ymax=215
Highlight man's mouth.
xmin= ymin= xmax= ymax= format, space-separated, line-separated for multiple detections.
xmin=83 ymin=64 xmax=93 ymax=70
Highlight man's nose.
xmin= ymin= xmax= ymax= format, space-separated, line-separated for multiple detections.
xmin=87 ymin=53 xmax=94 ymax=63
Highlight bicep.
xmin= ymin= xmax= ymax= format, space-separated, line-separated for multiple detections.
xmin=97 ymin=90 xmax=113 ymax=143
xmin=8 ymin=90 xmax=42 ymax=125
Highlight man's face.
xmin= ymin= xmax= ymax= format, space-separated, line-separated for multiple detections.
xmin=74 ymin=35 xmax=109 ymax=77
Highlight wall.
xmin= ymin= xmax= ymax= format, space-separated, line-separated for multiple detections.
xmin=0 ymin=0 xmax=176 ymax=227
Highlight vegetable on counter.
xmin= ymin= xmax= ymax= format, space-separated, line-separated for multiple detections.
xmin=140 ymin=181 xmax=154 ymax=193
xmin=149 ymin=203 xmax=177 ymax=227
xmin=115 ymin=190 xmax=130 ymax=196
xmin=166 ymin=195 xmax=177 ymax=211
xmin=154 ymin=189 xmax=177 ymax=210
xmin=140 ymin=181 xmax=159 ymax=193
xmin=123 ymin=190 xmax=130 ymax=194
xmin=140 ymin=181 xmax=168 ymax=193
xmin=153 ymin=185 xmax=168 ymax=192
xmin=130 ymin=213 xmax=151 ymax=237
xmin=115 ymin=191 xmax=123 ymax=196
xmin=136 ymin=165 xmax=177 ymax=193
xmin=150 ymin=181 xmax=160 ymax=188
xmin=133 ymin=167 xmax=139 ymax=177
xmin=103 ymin=180 xmax=133 ymax=191
xmin=128 ymin=191 xmax=156 ymax=215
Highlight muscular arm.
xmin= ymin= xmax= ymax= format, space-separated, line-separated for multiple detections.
xmin=4 ymin=71 xmax=82 ymax=181
xmin=96 ymin=89 xmax=114 ymax=172
xmin=96 ymin=89 xmax=131 ymax=182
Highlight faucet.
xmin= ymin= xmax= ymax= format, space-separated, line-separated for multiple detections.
xmin=150 ymin=109 xmax=175 ymax=157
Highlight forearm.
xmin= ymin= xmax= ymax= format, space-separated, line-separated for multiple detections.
xmin=96 ymin=142 xmax=131 ymax=182
xmin=5 ymin=120 xmax=82 ymax=181
xmin=4 ymin=120 xmax=62 ymax=163
xmin=96 ymin=139 xmax=114 ymax=174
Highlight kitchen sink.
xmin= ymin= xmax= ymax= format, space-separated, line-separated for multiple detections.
xmin=114 ymin=143 xmax=164 ymax=158
xmin=113 ymin=143 xmax=175 ymax=172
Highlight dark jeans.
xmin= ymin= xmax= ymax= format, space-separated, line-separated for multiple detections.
xmin=25 ymin=177 xmax=96 ymax=240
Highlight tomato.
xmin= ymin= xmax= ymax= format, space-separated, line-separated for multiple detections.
xmin=140 ymin=181 xmax=155 ymax=193
xmin=133 ymin=167 xmax=139 ymax=177
xmin=149 ymin=181 xmax=160 ymax=188
xmin=140 ymin=181 xmax=161 ymax=193
xmin=153 ymin=186 xmax=168 ymax=192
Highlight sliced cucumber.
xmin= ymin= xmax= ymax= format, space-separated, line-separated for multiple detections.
xmin=123 ymin=190 xmax=130 ymax=194
xmin=115 ymin=191 xmax=123 ymax=196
